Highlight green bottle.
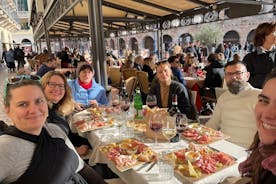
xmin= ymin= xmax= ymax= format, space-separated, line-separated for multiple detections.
xmin=134 ymin=88 xmax=143 ymax=119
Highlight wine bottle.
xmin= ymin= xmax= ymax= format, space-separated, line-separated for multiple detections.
xmin=168 ymin=94 xmax=181 ymax=116
xmin=120 ymin=75 xmax=128 ymax=100
xmin=168 ymin=94 xmax=181 ymax=142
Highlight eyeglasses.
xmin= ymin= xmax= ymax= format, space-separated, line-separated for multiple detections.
xmin=7 ymin=75 xmax=40 ymax=84
xmin=47 ymin=82 xmax=65 ymax=90
xmin=225 ymin=71 xmax=245 ymax=77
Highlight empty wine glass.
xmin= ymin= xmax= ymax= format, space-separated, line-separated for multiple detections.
xmin=146 ymin=94 xmax=157 ymax=109
xmin=149 ymin=114 xmax=163 ymax=145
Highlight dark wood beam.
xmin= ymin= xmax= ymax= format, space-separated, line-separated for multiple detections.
xmin=61 ymin=16 xmax=155 ymax=24
xmin=104 ymin=17 xmax=155 ymax=23
xmin=189 ymin=0 xmax=210 ymax=6
xmin=223 ymin=0 xmax=274 ymax=5
xmin=132 ymin=0 xmax=180 ymax=14
xmin=102 ymin=1 xmax=161 ymax=19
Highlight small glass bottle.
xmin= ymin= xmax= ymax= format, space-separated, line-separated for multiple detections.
xmin=133 ymin=88 xmax=143 ymax=119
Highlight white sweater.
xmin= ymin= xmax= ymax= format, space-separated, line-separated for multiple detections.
xmin=206 ymin=83 xmax=261 ymax=148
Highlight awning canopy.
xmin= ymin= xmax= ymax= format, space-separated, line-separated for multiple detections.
xmin=31 ymin=0 xmax=274 ymax=40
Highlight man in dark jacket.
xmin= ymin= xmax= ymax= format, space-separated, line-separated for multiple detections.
xmin=36 ymin=55 xmax=57 ymax=77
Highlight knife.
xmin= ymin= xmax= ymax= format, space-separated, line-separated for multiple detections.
xmin=136 ymin=162 xmax=150 ymax=171
xmin=146 ymin=160 xmax=157 ymax=172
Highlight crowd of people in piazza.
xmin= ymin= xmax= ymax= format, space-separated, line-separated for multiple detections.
xmin=0 ymin=21 xmax=275 ymax=183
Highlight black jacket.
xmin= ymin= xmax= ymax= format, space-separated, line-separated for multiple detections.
xmin=204 ymin=61 xmax=225 ymax=88
xmin=149 ymin=80 xmax=197 ymax=120
xmin=243 ymin=48 xmax=276 ymax=89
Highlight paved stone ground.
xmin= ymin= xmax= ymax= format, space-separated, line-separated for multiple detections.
xmin=0 ymin=64 xmax=18 ymax=125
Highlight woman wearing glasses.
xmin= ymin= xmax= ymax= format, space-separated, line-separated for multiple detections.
xmin=68 ymin=63 xmax=108 ymax=110
xmin=0 ymin=76 xmax=106 ymax=183
xmin=41 ymin=71 xmax=91 ymax=157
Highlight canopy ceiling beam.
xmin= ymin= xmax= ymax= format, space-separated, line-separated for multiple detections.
xmin=223 ymin=0 xmax=274 ymax=5
xmin=102 ymin=1 xmax=161 ymax=19
xmin=104 ymin=17 xmax=156 ymax=23
xmin=132 ymin=0 xmax=181 ymax=14
xmin=61 ymin=16 xmax=155 ymax=23
xmin=189 ymin=0 xmax=211 ymax=6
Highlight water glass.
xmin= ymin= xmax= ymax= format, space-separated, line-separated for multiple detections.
xmin=158 ymin=151 xmax=174 ymax=181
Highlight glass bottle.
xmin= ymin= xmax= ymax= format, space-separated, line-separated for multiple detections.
xmin=133 ymin=88 xmax=143 ymax=119
xmin=168 ymin=94 xmax=181 ymax=142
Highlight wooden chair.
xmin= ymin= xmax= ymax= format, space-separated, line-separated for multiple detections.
xmin=108 ymin=67 xmax=121 ymax=88
xmin=136 ymin=71 xmax=150 ymax=95
xmin=122 ymin=68 xmax=137 ymax=80
xmin=125 ymin=76 xmax=137 ymax=100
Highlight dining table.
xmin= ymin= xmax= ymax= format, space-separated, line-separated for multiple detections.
xmin=70 ymin=108 xmax=248 ymax=184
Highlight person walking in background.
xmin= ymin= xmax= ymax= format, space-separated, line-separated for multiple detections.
xmin=239 ymin=69 xmax=276 ymax=184
xmin=14 ymin=46 xmax=25 ymax=70
xmin=243 ymin=22 xmax=276 ymax=89
xmin=206 ymin=61 xmax=261 ymax=148
xmin=4 ymin=48 xmax=15 ymax=73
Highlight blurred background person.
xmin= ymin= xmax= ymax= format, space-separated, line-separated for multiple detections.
xmin=36 ymin=54 xmax=58 ymax=77
xmin=243 ymin=22 xmax=276 ymax=89
xmin=142 ymin=57 xmax=155 ymax=82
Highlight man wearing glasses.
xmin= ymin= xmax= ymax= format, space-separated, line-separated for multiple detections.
xmin=206 ymin=61 xmax=261 ymax=148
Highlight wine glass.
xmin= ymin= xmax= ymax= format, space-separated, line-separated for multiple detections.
xmin=110 ymin=94 xmax=120 ymax=107
xmin=176 ymin=114 xmax=188 ymax=134
xmin=120 ymin=97 xmax=131 ymax=124
xmin=162 ymin=116 xmax=177 ymax=142
xmin=113 ymin=108 xmax=125 ymax=140
xmin=146 ymin=94 xmax=157 ymax=109
xmin=149 ymin=114 xmax=163 ymax=145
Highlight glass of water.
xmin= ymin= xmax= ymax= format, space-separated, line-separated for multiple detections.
xmin=158 ymin=151 xmax=175 ymax=181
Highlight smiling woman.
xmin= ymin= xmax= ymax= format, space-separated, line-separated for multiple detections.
xmin=239 ymin=69 xmax=276 ymax=184
xmin=0 ymin=77 xmax=106 ymax=183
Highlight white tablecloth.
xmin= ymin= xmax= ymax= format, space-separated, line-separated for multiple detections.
xmin=71 ymin=110 xmax=248 ymax=184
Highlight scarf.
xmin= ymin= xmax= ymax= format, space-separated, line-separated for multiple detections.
xmin=4 ymin=126 xmax=87 ymax=184
xmin=78 ymin=78 xmax=92 ymax=89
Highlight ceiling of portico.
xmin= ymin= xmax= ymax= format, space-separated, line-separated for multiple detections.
xmin=36 ymin=0 xmax=274 ymax=39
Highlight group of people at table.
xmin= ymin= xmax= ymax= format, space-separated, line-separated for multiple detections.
xmin=0 ymin=21 xmax=275 ymax=183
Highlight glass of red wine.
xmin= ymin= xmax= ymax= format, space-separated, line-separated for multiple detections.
xmin=149 ymin=114 xmax=163 ymax=145
xmin=146 ymin=94 xmax=157 ymax=109
xmin=176 ymin=114 xmax=188 ymax=134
